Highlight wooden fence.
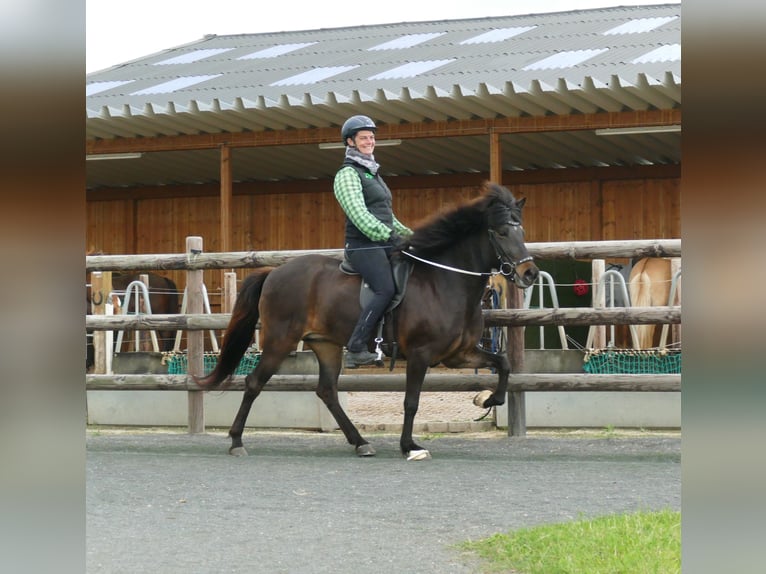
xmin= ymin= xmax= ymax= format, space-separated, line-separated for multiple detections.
xmin=86 ymin=237 xmax=681 ymax=435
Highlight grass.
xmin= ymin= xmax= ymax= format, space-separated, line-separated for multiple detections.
xmin=459 ymin=509 xmax=680 ymax=574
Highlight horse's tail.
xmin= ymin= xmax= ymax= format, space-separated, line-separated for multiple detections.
xmin=629 ymin=259 xmax=654 ymax=349
xmin=196 ymin=268 xmax=273 ymax=388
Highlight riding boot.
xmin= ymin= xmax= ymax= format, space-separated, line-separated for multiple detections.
xmin=345 ymin=309 xmax=382 ymax=368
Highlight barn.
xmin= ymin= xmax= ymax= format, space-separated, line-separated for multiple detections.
xmin=86 ymin=4 xmax=681 ymax=327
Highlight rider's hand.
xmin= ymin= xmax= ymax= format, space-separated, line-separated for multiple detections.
xmin=388 ymin=232 xmax=409 ymax=251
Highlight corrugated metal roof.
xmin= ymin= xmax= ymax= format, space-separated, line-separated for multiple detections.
xmin=86 ymin=4 xmax=681 ymax=189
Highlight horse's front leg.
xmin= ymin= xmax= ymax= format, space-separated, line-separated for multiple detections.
xmin=478 ymin=346 xmax=510 ymax=408
xmin=400 ymin=354 xmax=432 ymax=461
xmin=444 ymin=345 xmax=511 ymax=409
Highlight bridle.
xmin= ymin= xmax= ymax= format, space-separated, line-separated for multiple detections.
xmin=402 ymin=220 xmax=534 ymax=280
xmin=487 ymin=221 xmax=534 ymax=282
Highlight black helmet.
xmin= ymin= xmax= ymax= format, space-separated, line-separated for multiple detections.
xmin=341 ymin=115 xmax=377 ymax=143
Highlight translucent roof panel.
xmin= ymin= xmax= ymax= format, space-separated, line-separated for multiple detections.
xmin=632 ymin=43 xmax=681 ymax=63
xmin=86 ymin=80 xmax=133 ymax=96
xmin=603 ymin=16 xmax=677 ymax=35
xmin=130 ymin=75 xmax=222 ymax=95
xmin=368 ymin=33 xmax=445 ymax=50
xmin=154 ymin=48 xmax=234 ymax=65
xmin=523 ymin=49 xmax=608 ymax=71
xmin=369 ymin=59 xmax=455 ymax=80
xmin=238 ymin=42 xmax=317 ymax=59
xmin=460 ymin=26 xmax=536 ymax=44
xmin=270 ymin=66 xmax=358 ymax=86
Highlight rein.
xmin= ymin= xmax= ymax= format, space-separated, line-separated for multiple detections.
xmin=402 ymin=250 xmax=494 ymax=277
xmin=402 ymin=240 xmax=533 ymax=279
xmin=402 ymin=221 xmax=534 ymax=279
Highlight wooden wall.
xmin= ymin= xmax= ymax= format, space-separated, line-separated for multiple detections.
xmin=86 ymin=165 xmax=680 ymax=313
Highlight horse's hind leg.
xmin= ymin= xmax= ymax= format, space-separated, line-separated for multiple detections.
xmin=227 ymin=350 xmax=286 ymax=456
xmin=307 ymin=341 xmax=375 ymax=457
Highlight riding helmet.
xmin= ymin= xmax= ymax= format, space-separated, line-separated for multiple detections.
xmin=341 ymin=115 xmax=377 ymax=143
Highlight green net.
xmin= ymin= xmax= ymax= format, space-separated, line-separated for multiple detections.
xmin=162 ymin=352 xmax=260 ymax=375
xmin=583 ymin=349 xmax=681 ymax=374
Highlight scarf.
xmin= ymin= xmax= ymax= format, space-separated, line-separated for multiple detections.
xmin=345 ymin=146 xmax=380 ymax=175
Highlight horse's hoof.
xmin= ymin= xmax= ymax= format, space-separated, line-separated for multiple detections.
xmin=473 ymin=390 xmax=493 ymax=407
xmin=356 ymin=444 xmax=376 ymax=457
xmin=405 ymin=449 xmax=431 ymax=461
xmin=229 ymin=446 xmax=248 ymax=457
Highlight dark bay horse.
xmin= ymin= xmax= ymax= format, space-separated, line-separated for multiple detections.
xmin=198 ymin=182 xmax=539 ymax=460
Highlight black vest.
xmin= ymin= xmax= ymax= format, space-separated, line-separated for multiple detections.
xmin=342 ymin=161 xmax=394 ymax=243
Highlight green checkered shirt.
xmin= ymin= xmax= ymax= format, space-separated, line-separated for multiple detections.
xmin=334 ymin=166 xmax=412 ymax=241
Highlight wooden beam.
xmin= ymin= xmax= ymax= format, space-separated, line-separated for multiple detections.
xmin=85 ymin=373 xmax=681 ymax=392
xmin=86 ymin=164 xmax=680 ymax=202
xmin=86 ymin=109 xmax=682 ymax=154
xmin=85 ymin=239 xmax=682 ymax=272
xmin=506 ymin=276 xmax=526 ymax=437
xmin=85 ymin=306 xmax=682 ymax=331
xmin=185 ymin=237 xmax=205 ymax=433
xmin=219 ymin=145 xmax=232 ymax=254
xmin=489 ymin=131 xmax=502 ymax=183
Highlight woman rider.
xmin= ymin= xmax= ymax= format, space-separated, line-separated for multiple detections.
xmin=333 ymin=115 xmax=412 ymax=368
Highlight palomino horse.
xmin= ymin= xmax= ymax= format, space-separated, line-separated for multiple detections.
xmin=198 ymin=182 xmax=539 ymax=460
xmin=627 ymin=257 xmax=681 ymax=349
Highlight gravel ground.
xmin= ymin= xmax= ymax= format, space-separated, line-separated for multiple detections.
xmin=345 ymin=390 xmax=494 ymax=432
xmin=87 ymin=428 xmax=680 ymax=574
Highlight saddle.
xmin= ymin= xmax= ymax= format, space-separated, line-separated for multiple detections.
xmin=339 ymin=253 xmax=413 ymax=313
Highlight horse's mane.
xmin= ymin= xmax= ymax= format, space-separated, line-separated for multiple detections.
xmin=407 ymin=182 xmax=520 ymax=257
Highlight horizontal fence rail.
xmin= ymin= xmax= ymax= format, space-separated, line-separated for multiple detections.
xmin=86 ymin=239 xmax=681 ymax=272
xmin=87 ymin=373 xmax=681 ymax=393
xmin=85 ymin=306 xmax=681 ymax=331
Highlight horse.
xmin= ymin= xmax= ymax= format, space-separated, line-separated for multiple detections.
xmin=627 ymin=257 xmax=681 ymax=349
xmin=197 ymin=182 xmax=539 ymax=461
xmin=86 ymin=270 xmax=180 ymax=371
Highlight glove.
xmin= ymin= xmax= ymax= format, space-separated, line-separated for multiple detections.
xmin=388 ymin=232 xmax=408 ymax=251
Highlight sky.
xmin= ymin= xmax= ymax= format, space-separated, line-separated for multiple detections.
xmin=86 ymin=0 xmax=671 ymax=73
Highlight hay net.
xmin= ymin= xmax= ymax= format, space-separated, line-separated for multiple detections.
xmin=583 ymin=348 xmax=681 ymax=374
xmin=162 ymin=351 xmax=260 ymax=375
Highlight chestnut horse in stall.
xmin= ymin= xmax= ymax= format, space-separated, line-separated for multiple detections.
xmin=198 ymin=182 xmax=539 ymax=461
xmin=86 ymin=268 xmax=180 ymax=371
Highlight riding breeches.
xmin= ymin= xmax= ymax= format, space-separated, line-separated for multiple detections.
xmin=344 ymin=243 xmax=395 ymax=352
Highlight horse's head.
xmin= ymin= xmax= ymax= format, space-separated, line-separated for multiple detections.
xmin=485 ymin=184 xmax=539 ymax=289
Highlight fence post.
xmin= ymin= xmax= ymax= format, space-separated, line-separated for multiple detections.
xmin=506 ymin=284 xmax=526 ymax=436
xmin=222 ymin=272 xmax=237 ymax=314
xmin=91 ymin=271 xmax=112 ymax=374
xmin=670 ymin=257 xmax=682 ymax=343
xmin=186 ymin=237 xmax=205 ymax=433
xmin=221 ymin=271 xmax=237 ymax=346
xmin=591 ymin=259 xmax=606 ymax=348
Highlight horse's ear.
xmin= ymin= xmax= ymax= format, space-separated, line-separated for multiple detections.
xmin=516 ymin=197 xmax=526 ymax=209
